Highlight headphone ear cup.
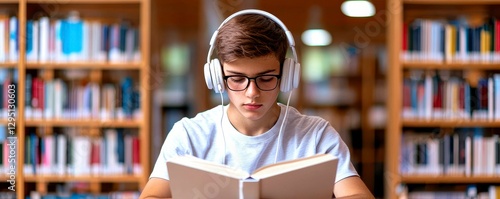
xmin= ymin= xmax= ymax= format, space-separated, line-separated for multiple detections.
xmin=209 ymin=59 xmax=225 ymax=93
xmin=204 ymin=62 xmax=214 ymax=90
xmin=280 ymin=58 xmax=295 ymax=92
xmin=292 ymin=62 xmax=300 ymax=89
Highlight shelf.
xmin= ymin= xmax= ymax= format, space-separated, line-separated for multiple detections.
xmin=403 ymin=62 xmax=500 ymax=70
xmin=25 ymin=119 xmax=142 ymax=128
xmin=0 ymin=62 xmax=18 ymax=68
xmin=26 ymin=62 xmax=142 ymax=70
xmin=1 ymin=0 xmax=151 ymax=197
xmin=402 ymin=119 xmax=500 ymax=127
xmin=23 ymin=174 xmax=142 ymax=183
xmin=26 ymin=0 xmax=140 ymax=4
xmin=386 ymin=0 xmax=500 ymax=197
xmin=403 ymin=0 xmax=500 ymax=5
xmin=401 ymin=175 xmax=500 ymax=183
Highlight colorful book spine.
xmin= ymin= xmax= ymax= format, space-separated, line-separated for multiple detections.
xmin=402 ymin=17 xmax=500 ymax=63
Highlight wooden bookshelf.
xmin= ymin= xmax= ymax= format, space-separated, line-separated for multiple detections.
xmin=386 ymin=0 xmax=500 ymax=198
xmin=23 ymin=174 xmax=142 ymax=183
xmin=26 ymin=0 xmax=142 ymax=3
xmin=403 ymin=62 xmax=500 ymax=70
xmin=25 ymin=62 xmax=142 ymax=70
xmin=401 ymin=175 xmax=500 ymax=183
xmin=0 ymin=62 xmax=17 ymax=68
xmin=0 ymin=0 xmax=150 ymax=197
xmin=24 ymin=119 xmax=142 ymax=128
xmin=402 ymin=119 xmax=500 ymax=127
xmin=23 ymin=174 xmax=143 ymax=195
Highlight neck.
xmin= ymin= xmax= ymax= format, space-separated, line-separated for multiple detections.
xmin=227 ymin=103 xmax=281 ymax=136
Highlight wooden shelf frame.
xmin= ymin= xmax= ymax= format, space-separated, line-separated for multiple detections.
xmin=25 ymin=62 xmax=142 ymax=70
xmin=24 ymin=119 xmax=142 ymax=128
xmin=23 ymin=174 xmax=142 ymax=183
xmin=403 ymin=62 xmax=500 ymax=70
xmin=24 ymin=174 xmax=143 ymax=195
xmin=0 ymin=62 xmax=18 ymax=68
xmin=401 ymin=175 xmax=500 ymax=183
xmin=402 ymin=119 xmax=500 ymax=127
xmin=0 ymin=0 xmax=151 ymax=198
xmin=26 ymin=0 xmax=141 ymax=4
xmin=386 ymin=0 xmax=500 ymax=198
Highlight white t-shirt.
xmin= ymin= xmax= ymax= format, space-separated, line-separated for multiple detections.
xmin=150 ymin=103 xmax=358 ymax=183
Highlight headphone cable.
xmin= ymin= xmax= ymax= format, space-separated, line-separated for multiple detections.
xmin=274 ymin=90 xmax=293 ymax=164
xmin=219 ymin=84 xmax=227 ymax=165
xmin=219 ymin=86 xmax=293 ymax=165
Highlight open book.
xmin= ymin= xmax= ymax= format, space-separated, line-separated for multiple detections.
xmin=167 ymin=153 xmax=338 ymax=199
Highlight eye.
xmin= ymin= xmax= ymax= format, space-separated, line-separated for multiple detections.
xmin=229 ymin=76 xmax=246 ymax=83
xmin=258 ymin=76 xmax=276 ymax=82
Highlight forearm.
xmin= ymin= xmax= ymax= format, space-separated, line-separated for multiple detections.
xmin=141 ymin=197 xmax=172 ymax=199
xmin=333 ymin=176 xmax=374 ymax=199
xmin=335 ymin=193 xmax=375 ymax=199
xmin=139 ymin=178 xmax=173 ymax=199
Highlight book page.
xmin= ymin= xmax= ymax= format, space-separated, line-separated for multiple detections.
xmin=168 ymin=160 xmax=243 ymax=198
xmin=251 ymin=154 xmax=338 ymax=199
xmin=251 ymin=153 xmax=336 ymax=179
xmin=168 ymin=155 xmax=249 ymax=179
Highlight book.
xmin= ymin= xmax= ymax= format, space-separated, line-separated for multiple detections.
xmin=167 ymin=153 xmax=338 ymax=199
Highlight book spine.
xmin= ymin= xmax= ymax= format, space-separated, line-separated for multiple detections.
xmin=240 ymin=179 xmax=259 ymax=199
xmin=9 ymin=16 xmax=17 ymax=62
xmin=0 ymin=17 xmax=6 ymax=62
xmin=39 ymin=17 xmax=49 ymax=62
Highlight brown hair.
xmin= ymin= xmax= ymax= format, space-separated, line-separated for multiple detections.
xmin=215 ymin=13 xmax=289 ymax=67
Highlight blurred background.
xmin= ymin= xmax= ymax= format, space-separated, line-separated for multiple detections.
xmin=5 ymin=0 xmax=500 ymax=198
xmin=0 ymin=0 xmax=388 ymax=198
xmin=150 ymin=0 xmax=387 ymax=198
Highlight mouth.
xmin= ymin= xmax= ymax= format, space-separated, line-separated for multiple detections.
xmin=243 ymin=103 xmax=262 ymax=110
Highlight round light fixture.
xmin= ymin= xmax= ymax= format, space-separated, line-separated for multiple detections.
xmin=341 ymin=0 xmax=375 ymax=17
xmin=301 ymin=29 xmax=332 ymax=46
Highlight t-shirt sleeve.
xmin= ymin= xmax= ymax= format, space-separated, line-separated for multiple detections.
xmin=320 ymin=125 xmax=359 ymax=183
xmin=149 ymin=121 xmax=191 ymax=180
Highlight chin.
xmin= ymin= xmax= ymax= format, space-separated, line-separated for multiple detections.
xmin=242 ymin=112 xmax=265 ymax=121
xmin=242 ymin=105 xmax=274 ymax=121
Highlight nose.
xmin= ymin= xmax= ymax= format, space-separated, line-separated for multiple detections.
xmin=245 ymin=80 xmax=260 ymax=98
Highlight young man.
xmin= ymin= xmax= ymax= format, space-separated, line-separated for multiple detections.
xmin=140 ymin=9 xmax=374 ymax=199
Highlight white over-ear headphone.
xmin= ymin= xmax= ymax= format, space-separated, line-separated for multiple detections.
xmin=204 ymin=9 xmax=301 ymax=93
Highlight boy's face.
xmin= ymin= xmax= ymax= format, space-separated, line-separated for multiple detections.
xmin=223 ymin=54 xmax=281 ymax=122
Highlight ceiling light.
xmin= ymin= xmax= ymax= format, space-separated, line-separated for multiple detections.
xmin=301 ymin=29 xmax=332 ymax=46
xmin=301 ymin=6 xmax=332 ymax=47
xmin=341 ymin=0 xmax=375 ymax=17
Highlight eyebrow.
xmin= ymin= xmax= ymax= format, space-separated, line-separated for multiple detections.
xmin=225 ymin=69 xmax=277 ymax=76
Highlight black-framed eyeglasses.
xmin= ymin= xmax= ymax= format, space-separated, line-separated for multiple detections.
xmin=223 ymin=75 xmax=281 ymax=91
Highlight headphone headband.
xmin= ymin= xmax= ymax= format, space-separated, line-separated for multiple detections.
xmin=204 ymin=9 xmax=300 ymax=93
xmin=207 ymin=9 xmax=298 ymax=64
